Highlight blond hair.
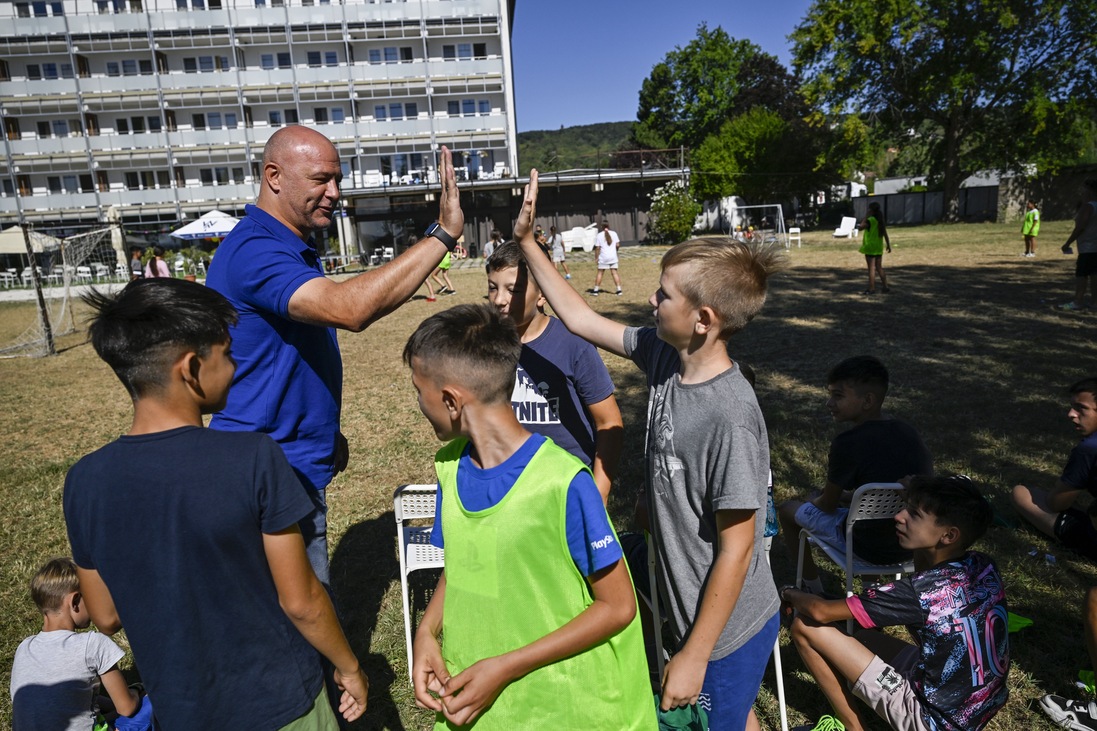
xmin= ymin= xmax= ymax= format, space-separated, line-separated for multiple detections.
xmin=30 ymin=557 xmax=79 ymax=614
xmin=660 ymin=237 xmax=786 ymax=338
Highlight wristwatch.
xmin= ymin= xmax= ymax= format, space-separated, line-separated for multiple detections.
xmin=424 ymin=222 xmax=458 ymax=252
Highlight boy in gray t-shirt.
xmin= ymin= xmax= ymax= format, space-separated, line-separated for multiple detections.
xmin=514 ymin=170 xmax=785 ymax=729
xmin=10 ymin=558 xmax=144 ymax=731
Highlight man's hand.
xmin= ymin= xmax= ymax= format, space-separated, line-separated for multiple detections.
xmin=659 ymin=648 xmax=707 ymax=711
xmin=1064 ymin=243 xmax=1074 ymax=254
xmin=333 ymin=432 xmax=349 ymax=474
xmin=436 ymin=146 xmax=465 ymax=238
xmin=513 ymin=170 xmax=539 ymax=241
xmin=439 ymin=655 xmax=514 ymax=727
xmin=334 ymin=666 xmax=369 ymax=722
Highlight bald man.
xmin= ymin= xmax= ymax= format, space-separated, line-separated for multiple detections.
xmin=207 ymin=126 xmax=464 ymax=584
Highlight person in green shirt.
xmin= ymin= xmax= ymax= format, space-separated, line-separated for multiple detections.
xmin=1022 ymin=200 xmax=1041 ymax=257
xmin=857 ymin=202 xmax=891 ymax=294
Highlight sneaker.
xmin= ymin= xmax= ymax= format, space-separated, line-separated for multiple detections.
xmin=616 ymin=289 xmax=623 ymax=296
xmin=442 ymin=289 xmax=456 ymax=296
xmin=426 ymin=297 xmax=437 ymax=302
xmin=793 ymin=716 xmax=846 ymax=731
xmin=565 ymin=274 xmax=571 ymax=279
xmin=1039 ymin=694 xmax=1097 ymax=730
xmin=591 ymin=289 xmax=600 ymax=296
xmin=1060 ymin=302 xmax=1083 ymax=311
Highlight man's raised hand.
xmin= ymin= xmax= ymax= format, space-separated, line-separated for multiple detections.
xmin=513 ymin=169 xmax=539 ymax=241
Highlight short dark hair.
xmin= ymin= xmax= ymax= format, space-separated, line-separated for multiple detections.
xmin=30 ymin=557 xmax=79 ymax=614
xmin=827 ymin=355 xmax=889 ymax=396
xmin=403 ymin=303 xmax=521 ymax=404
xmin=485 ymin=240 xmax=548 ymax=274
xmin=904 ymin=475 xmax=993 ymax=549
xmin=1070 ymin=378 xmax=1097 ymax=399
xmin=83 ymin=278 xmax=238 ymax=399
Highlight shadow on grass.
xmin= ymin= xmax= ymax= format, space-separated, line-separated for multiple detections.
xmin=331 ymin=512 xmax=407 ymax=731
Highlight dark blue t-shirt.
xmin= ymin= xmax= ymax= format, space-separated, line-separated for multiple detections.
xmin=206 ymin=204 xmax=341 ymax=491
xmin=510 ymin=317 xmax=615 ymax=465
xmin=429 ymin=434 xmax=622 ymax=576
xmin=1062 ymin=432 xmax=1097 ymax=495
xmin=63 ymin=426 xmax=323 ymax=730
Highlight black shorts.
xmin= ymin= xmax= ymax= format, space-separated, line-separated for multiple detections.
xmin=1054 ymin=508 xmax=1097 ymax=563
xmin=1077 ymin=252 xmax=1097 ymax=278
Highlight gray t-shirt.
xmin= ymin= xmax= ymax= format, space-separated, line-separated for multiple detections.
xmin=625 ymin=326 xmax=780 ymax=660
xmin=10 ymin=630 xmax=125 ymax=731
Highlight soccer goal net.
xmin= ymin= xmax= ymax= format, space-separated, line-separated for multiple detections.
xmin=699 ymin=201 xmax=788 ymax=247
xmin=1 ymin=226 xmax=119 ymax=358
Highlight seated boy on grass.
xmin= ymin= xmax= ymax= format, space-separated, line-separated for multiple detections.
xmin=486 ymin=240 xmax=623 ymax=501
xmin=514 ymin=171 xmax=783 ymax=729
xmin=779 ymin=355 xmax=933 ymax=594
xmin=10 ymin=557 xmax=145 ymax=731
xmin=783 ymin=475 xmax=1009 ymax=731
xmin=1012 ymin=377 xmax=1097 ymax=563
xmin=406 ymin=303 xmax=655 ymax=730
xmin=63 ymin=278 xmax=368 ymax=729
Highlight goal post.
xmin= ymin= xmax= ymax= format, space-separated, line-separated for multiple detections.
xmin=698 ymin=202 xmax=789 ymax=247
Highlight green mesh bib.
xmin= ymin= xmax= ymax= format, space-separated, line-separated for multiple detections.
xmin=435 ymin=437 xmax=656 ymax=730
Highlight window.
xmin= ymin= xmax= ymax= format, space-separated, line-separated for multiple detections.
xmin=219 ymin=56 xmax=230 ymax=70
xmin=254 ymin=0 xmax=265 ymax=6
xmin=442 ymin=44 xmax=455 ymax=60
xmin=199 ymin=169 xmax=213 ymax=185
xmin=16 ymin=3 xmax=30 ymax=17
xmin=37 ymin=122 xmax=50 ymax=137
xmin=122 ymin=60 xmax=137 ymax=76
xmin=183 ymin=58 xmax=197 ymax=73
xmin=457 ymin=43 xmax=471 ymax=59
xmin=314 ymin=108 xmax=328 ymax=123
xmin=331 ymin=107 xmax=344 ymax=123
xmin=271 ymin=0 xmax=283 ymax=6
xmin=214 ymin=167 xmax=228 ymax=184
xmin=325 ymin=51 xmax=337 ymax=66
xmin=209 ymin=0 xmax=221 ymax=7
xmin=388 ymin=103 xmax=402 ymax=120
xmin=446 ymin=101 xmax=459 ymax=116
xmin=96 ymin=1 xmax=110 ymax=13
xmin=48 ymin=176 xmax=62 ymax=193
xmin=411 ymin=153 xmax=423 ymax=170
xmin=148 ymin=116 xmax=162 ymax=132
xmin=208 ymin=112 xmax=222 ymax=128
xmin=62 ymin=175 xmax=78 ymax=193
xmin=130 ymin=116 xmax=144 ymax=133
xmin=157 ymin=170 xmax=169 ymax=187
xmin=383 ymin=47 xmax=398 ymax=63
xmin=193 ymin=0 xmax=204 ymax=8
xmin=260 ymin=54 xmax=274 ymax=70
xmin=401 ymin=47 xmax=412 ymax=61
xmin=462 ymin=99 xmax=475 ymax=116
xmin=284 ymin=109 xmax=298 ymax=124
xmin=192 ymin=113 xmax=206 ymax=130
xmin=32 ymin=2 xmax=48 ymax=17
xmin=2 ymin=179 xmax=14 ymax=197
xmin=27 ymin=64 xmax=41 ymax=80
xmin=176 ymin=0 xmax=186 ymax=8
xmin=224 ymin=112 xmax=237 ymax=128
xmin=125 ymin=172 xmax=140 ymax=190
xmin=232 ymin=167 xmax=245 ymax=184
xmin=268 ymin=110 xmax=282 ymax=126
xmin=106 ymin=61 xmax=120 ymax=76
xmin=198 ymin=56 xmax=214 ymax=73
xmin=139 ymin=59 xmax=152 ymax=74
xmin=61 ymin=64 xmax=74 ymax=78
xmin=50 ymin=1 xmax=63 ymax=14
xmin=80 ymin=174 xmax=94 ymax=193
xmin=277 ymin=52 xmax=291 ymax=68
xmin=117 ymin=118 xmax=129 ymax=133
xmin=368 ymin=49 xmax=381 ymax=64
xmin=129 ymin=0 xmax=142 ymax=10
xmin=373 ymin=105 xmax=386 ymax=120
xmin=473 ymin=42 xmax=486 ymax=58
xmin=478 ymin=100 xmax=490 ymax=115
xmin=404 ymin=102 xmax=418 ymax=118
xmin=52 ymin=120 xmax=69 ymax=136
xmin=42 ymin=63 xmax=58 ymax=79
xmin=307 ymin=52 xmax=321 ymax=67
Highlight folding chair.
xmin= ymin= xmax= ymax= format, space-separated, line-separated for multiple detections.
xmin=795 ymin=482 xmax=915 ymax=632
xmin=787 ymin=227 xmax=802 ymax=248
xmin=393 ymin=483 xmax=445 ymax=684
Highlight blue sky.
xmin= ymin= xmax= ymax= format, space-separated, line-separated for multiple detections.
xmin=510 ymin=0 xmax=814 ymax=132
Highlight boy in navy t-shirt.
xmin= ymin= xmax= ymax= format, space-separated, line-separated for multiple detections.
xmin=62 ymin=279 xmax=367 ymax=729
xmin=486 ymin=240 xmax=623 ymax=501
xmin=405 ymin=303 xmax=654 ymax=729
xmin=1012 ymin=377 xmax=1097 ymax=562
xmin=783 ymin=475 xmax=1009 ymax=731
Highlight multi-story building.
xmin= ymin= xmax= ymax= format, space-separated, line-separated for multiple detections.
xmin=0 ymin=0 xmax=518 ymax=255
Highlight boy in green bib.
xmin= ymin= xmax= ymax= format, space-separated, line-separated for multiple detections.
xmin=405 ymin=303 xmax=656 ymax=730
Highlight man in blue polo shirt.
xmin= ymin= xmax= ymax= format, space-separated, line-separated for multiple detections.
xmin=207 ymin=125 xmax=465 ymax=584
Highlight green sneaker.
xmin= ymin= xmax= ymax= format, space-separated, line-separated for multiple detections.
xmin=794 ymin=716 xmax=846 ymax=731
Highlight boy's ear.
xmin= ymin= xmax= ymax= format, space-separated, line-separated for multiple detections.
xmin=694 ymin=305 xmax=719 ymax=335
xmin=938 ymin=523 xmax=961 ymax=547
xmin=179 ymin=351 xmax=202 ymax=391
xmin=440 ymin=385 xmax=463 ymax=420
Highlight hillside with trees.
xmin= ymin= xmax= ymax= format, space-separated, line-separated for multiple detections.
xmin=517 ymin=122 xmax=633 ymax=176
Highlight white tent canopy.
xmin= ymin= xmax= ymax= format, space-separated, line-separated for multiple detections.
xmin=0 ymin=225 xmax=62 ymax=255
xmin=170 ymin=210 xmax=239 ymax=240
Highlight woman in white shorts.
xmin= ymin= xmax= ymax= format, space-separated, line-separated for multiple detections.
xmin=591 ymin=223 xmax=621 ymax=296
xmin=548 ymin=225 xmax=571 ymax=279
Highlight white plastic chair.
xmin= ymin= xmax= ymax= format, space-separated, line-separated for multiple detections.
xmin=382 ymin=246 xmax=395 ymax=262
xmin=91 ymin=262 xmax=110 ymax=281
xmin=832 ymin=216 xmax=858 ymax=238
xmin=795 ymin=482 xmax=914 ymax=632
xmin=394 ymin=483 xmax=445 ymax=684
xmin=787 ymin=227 xmax=802 ymax=248
xmin=76 ymin=265 xmax=93 ymax=282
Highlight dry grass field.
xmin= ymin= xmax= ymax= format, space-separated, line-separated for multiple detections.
xmin=0 ymin=218 xmax=1093 ymax=729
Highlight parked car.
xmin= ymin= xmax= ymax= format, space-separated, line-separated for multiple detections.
xmin=560 ymin=223 xmax=599 ymax=253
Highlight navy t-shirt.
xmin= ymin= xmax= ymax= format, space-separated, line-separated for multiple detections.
xmin=206 ymin=204 xmax=342 ymax=491
xmin=1062 ymin=432 xmax=1097 ymax=495
xmin=63 ymin=426 xmax=323 ymax=730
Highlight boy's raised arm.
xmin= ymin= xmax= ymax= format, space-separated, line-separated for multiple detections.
xmin=437 ymin=558 xmax=637 ymax=727
xmin=515 ymin=170 xmax=629 ymax=358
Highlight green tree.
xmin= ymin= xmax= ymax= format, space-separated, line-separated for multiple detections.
xmin=792 ymin=0 xmax=1097 ymax=219
xmin=647 ymin=180 xmax=701 ymax=245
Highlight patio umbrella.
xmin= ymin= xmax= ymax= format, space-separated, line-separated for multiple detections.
xmin=0 ymin=225 xmax=62 ymax=254
xmin=170 ymin=210 xmax=239 ymax=241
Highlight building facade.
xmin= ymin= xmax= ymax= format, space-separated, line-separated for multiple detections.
xmin=0 ymin=0 xmax=519 ymax=253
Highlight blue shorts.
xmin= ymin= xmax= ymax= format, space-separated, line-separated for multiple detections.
xmin=795 ymin=502 xmax=849 ymax=548
xmin=698 ymin=613 xmax=780 ymax=728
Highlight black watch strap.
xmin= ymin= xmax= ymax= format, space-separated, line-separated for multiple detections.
xmin=425 ymin=223 xmax=458 ymax=252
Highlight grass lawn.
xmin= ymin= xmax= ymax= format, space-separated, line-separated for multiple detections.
xmin=0 ymin=218 xmax=1092 ymax=729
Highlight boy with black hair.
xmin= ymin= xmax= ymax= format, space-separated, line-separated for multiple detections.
xmin=1012 ymin=377 xmax=1097 ymax=563
xmin=486 ymin=240 xmax=623 ymax=501
xmin=63 ymin=278 xmax=368 ymax=729
xmin=10 ymin=557 xmax=145 ymax=731
xmin=405 ymin=303 xmax=655 ymax=729
xmin=779 ymin=355 xmax=933 ymax=594
xmin=783 ymin=475 xmax=1009 ymax=731
xmin=513 ymin=171 xmax=783 ymax=728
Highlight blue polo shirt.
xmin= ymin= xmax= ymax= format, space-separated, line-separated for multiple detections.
xmin=206 ymin=204 xmax=342 ymax=491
